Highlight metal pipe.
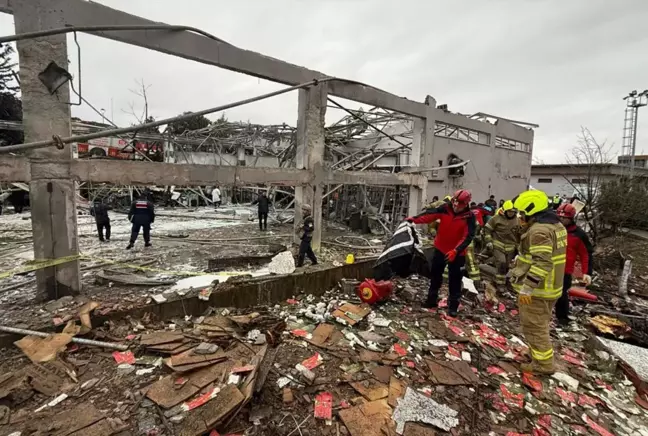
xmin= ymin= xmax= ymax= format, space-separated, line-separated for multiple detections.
xmin=0 ymin=79 xmax=327 ymax=154
xmin=0 ymin=325 xmax=129 ymax=351
xmin=0 ymin=24 xmax=231 ymax=45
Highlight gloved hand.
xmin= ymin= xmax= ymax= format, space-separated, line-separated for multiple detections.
xmin=485 ymin=242 xmax=493 ymax=251
xmin=445 ymin=249 xmax=457 ymax=262
xmin=519 ymin=285 xmax=533 ymax=305
xmin=581 ymin=274 xmax=592 ymax=286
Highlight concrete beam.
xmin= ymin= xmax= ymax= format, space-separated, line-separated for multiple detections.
xmin=15 ymin=0 xmax=80 ymax=300
xmin=0 ymin=157 xmax=427 ymax=188
xmin=0 ymin=0 xmax=426 ymax=117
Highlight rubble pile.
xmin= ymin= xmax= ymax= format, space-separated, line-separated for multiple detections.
xmin=0 ymin=275 xmax=647 ymax=435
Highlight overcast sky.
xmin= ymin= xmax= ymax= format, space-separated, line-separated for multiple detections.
xmin=1 ymin=0 xmax=648 ymax=163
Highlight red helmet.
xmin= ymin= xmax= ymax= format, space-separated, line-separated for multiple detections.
xmin=557 ymin=203 xmax=576 ymax=219
xmin=452 ymin=189 xmax=472 ymax=205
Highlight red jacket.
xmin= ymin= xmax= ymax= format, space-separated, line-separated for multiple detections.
xmin=472 ymin=209 xmax=484 ymax=227
xmin=565 ymin=224 xmax=593 ymax=275
xmin=410 ymin=203 xmax=476 ymax=255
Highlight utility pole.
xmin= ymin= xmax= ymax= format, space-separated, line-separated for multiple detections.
xmin=622 ymin=90 xmax=648 ymax=178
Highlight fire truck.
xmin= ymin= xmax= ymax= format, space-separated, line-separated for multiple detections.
xmin=73 ymin=135 xmax=163 ymax=161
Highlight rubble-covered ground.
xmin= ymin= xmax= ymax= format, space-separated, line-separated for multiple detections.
xmin=1 ymin=266 xmax=648 ymax=435
xmin=1 ymin=209 xmax=648 ymax=435
xmin=0 ymin=207 xmax=381 ymax=329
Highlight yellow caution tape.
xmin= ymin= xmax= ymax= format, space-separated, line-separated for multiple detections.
xmin=0 ymin=254 xmax=83 ymax=279
xmin=0 ymin=253 xmax=251 ymax=280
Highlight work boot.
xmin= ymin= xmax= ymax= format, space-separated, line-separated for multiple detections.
xmin=145 ymin=242 xmax=152 ymax=248
xmin=422 ymin=299 xmax=437 ymax=310
xmin=126 ymin=243 xmax=133 ymax=250
xmin=520 ymin=361 xmax=555 ymax=376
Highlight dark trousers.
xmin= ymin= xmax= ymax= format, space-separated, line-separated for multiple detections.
xmin=258 ymin=212 xmax=268 ymax=230
xmin=556 ymin=273 xmax=573 ymax=321
xmin=297 ymin=238 xmax=317 ymax=266
xmin=97 ymin=222 xmax=111 ymax=241
xmin=130 ymin=223 xmax=151 ymax=244
xmin=427 ymin=249 xmax=465 ymax=311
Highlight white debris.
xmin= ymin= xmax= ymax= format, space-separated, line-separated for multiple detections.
xmin=461 ymin=351 xmax=472 ymax=362
xmin=392 ymin=387 xmax=459 ymax=434
xmin=171 ymin=275 xmax=221 ymax=291
xmin=228 ymin=374 xmax=241 ymax=385
xmin=462 ymin=277 xmax=478 ymax=294
xmin=429 ymin=339 xmax=449 ymax=347
xmin=268 ymin=251 xmax=296 ymax=275
xmin=277 ymin=377 xmax=291 ymax=388
xmin=35 ymin=393 xmax=68 ymax=412
xmin=295 ymin=364 xmax=316 ymax=383
xmin=151 ymin=294 xmax=167 ymax=304
xmin=136 ymin=367 xmax=156 ymax=376
xmin=552 ymin=372 xmax=579 ymax=392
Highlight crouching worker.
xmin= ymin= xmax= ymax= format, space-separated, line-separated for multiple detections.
xmin=127 ymin=193 xmax=155 ymax=249
xmin=406 ymin=189 xmax=475 ymax=317
xmin=509 ymin=190 xmax=567 ymax=375
xmin=297 ymin=204 xmax=317 ymax=267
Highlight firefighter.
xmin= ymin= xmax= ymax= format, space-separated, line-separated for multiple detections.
xmin=483 ymin=200 xmax=520 ymax=289
xmin=509 ymin=190 xmax=567 ymax=375
xmin=551 ymin=193 xmax=562 ymax=210
xmin=555 ymin=203 xmax=593 ymax=326
xmin=297 ymin=204 xmax=317 ymax=267
xmin=126 ymin=193 xmax=155 ymax=249
xmin=407 ymin=189 xmax=475 ymax=316
xmin=464 ymin=207 xmax=483 ymax=285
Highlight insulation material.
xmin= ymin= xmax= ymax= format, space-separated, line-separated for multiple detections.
xmin=392 ymin=387 xmax=459 ymax=434
xmin=598 ymin=337 xmax=648 ymax=382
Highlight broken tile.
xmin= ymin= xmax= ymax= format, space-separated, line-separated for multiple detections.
xmin=425 ymin=360 xmax=479 ymax=385
xmin=392 ymin=387 xmax=459 ymax=433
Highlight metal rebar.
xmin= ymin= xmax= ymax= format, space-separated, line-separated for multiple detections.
xmin=0 ymin=24 xmax=231 ymax=45
xmin=327 ymin=97 xmax=410 ymax=148
xmin=0 ymin=79 xmax=326 ymax=154
xmin=0 ymin=325 xmax=129 ymax=351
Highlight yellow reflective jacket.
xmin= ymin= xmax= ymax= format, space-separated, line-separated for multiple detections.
xmin=483 ymin=212 xmax=520 ymax=253
xmin=425 ymin=200 xmax=447 ymax=235
xmin=510 ymin=212 xmax=567 ymax=300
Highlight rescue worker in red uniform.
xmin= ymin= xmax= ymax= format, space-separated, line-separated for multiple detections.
xmin=555 ymin=203 xmax=593 ymax=326
xmin=407 ymin=189 xmax=476 ymax=316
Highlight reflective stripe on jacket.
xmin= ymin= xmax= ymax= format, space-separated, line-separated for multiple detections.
xmin=483 ymin=212 xmax=520 ymax=252
xmin=510 ymin=211 xmax=567 ymax=300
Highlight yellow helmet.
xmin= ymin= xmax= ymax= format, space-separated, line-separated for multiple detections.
xmin=513 ymin=190 xmax=549 ymax=216
xmin=502 ymin=200 xmax=516 ymax=212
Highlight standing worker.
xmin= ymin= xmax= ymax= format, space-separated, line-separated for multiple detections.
xmin=90 ymin=198 xmax=111 ymax=242
xmin=551 ymin=193 xmax=562 ymax=210
xmin=509 ymin=190 xmax=567 ymax=375
xmin=555 ymin=203 xmax=593 ymax=326
xmin=407 ymin=189 xmax=476 ymax=316
xmin=126 ymin=193 xmax=155 ymax=249
xmin=252 ymin=191 xmax=270 ymax=231
xmin=212 ymin=186 xmax=222 ymax=209
xmin=297 ymin=204 xmax=317 ymax=267
xmin=485 ymin=195 xmax=497 ymax=209
xmin=483 ymin=200 xmax=520 ymax=290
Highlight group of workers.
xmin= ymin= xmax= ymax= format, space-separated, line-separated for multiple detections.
xmin=407 ymin=188 xmax=593 ymax=375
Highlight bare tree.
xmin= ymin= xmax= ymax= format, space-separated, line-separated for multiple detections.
xmin=563 ymin=127 xmax=614 ymax=243
xmin=122 ymin=78 xmax=152 ymax=124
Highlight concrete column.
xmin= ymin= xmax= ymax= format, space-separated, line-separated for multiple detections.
xmin=407 ymin=98 xmax=436 ymax=215
xmin=14 ymin=1 xmax=80 ymax=300
xmin=294 ymin=83 xmax=327 ymax=250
